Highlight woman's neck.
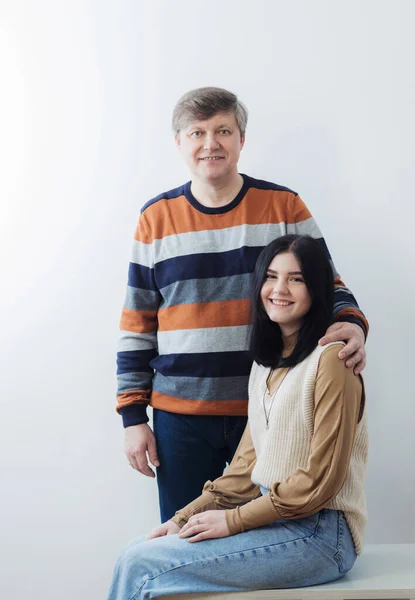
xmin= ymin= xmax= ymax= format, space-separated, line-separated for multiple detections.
xmin=281 ymin=330 xmax=298 ymax=357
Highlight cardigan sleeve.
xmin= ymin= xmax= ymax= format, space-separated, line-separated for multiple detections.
xmin=225 ymin=345 xmax=364 ymax=535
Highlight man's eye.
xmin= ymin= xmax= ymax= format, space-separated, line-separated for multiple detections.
xmin=220 ymin=129 xmax=231 ymax=135
xmin=191 ymin=131 xmax=202 ymax=137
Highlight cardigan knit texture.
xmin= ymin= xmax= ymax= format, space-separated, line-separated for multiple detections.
xmin=249 ymin=342 xmax=368 ymax=553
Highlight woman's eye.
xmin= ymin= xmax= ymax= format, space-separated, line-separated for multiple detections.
xmin=290 ymin=277 xmax=304 ymax=283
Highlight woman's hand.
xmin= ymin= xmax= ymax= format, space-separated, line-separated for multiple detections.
xmin=179 ymin=510 xmax=230 ymax=543
xmin=145 ymin=520 xmax=180 ymax=540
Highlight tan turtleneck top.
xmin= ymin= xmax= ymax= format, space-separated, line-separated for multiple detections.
xmin=171 ymin=338 xmax=365 ymax=543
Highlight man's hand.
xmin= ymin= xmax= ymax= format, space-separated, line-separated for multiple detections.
xmin=319 ymin=322 xmax=366 ymax=375
xmin=146 ymin=520 xmax=180 ymax=540
xmin=124 ymin=423 xmax=160 ymax=478
xmin=178 ymin=510 xmax=230 ymax=543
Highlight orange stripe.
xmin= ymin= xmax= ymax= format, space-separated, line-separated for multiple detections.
xmin=116 ymin=392 xmax=150 ymax=413
xmin=137 ymin=188 xmax=302 ymax=241
xmin=334 ymin=276 xmax=346 ymax=287
xmin=158 ymin=299 xmax=250 ymax=332
xmin=120 ymin=307 xmax=157 ymax=334
xmin=151 ymin=392 xmax=248 ymax=416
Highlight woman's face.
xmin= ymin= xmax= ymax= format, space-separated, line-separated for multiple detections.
xmin=260 ymin=251 xmax=312 ymax=336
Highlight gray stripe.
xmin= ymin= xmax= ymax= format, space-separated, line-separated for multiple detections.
xmin=333 ymin=302 xmax=360 ymax=314
xmin=286 ymin=216 xmax=322 ymax=238
xmin=124 ymin=286 xmax=160 ymax=311
xmin=117 ymin=371 xmax=153 ymax=394
xmin=131 ymin=240 xmax=153 ymax=268
xmin=151 ymin=223 xmax=287 ymax=264
xmin=118 ymin=331 xmax=158 ymax=352
xmin=160 ymin=273 xmax=252 ymax=308
xmin=132 ymin=216 xmax=322 ymax=268
xmin=335 ymin=286 xmax=354 ymax=295
xmin=153 ymin=373 xmax=249 ymax=401
xmin=157 ymin=326 xmax=251 ymax=355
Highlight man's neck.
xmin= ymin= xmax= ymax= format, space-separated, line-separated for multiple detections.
xmin=190 ymin=173 xmax=244 ymax=208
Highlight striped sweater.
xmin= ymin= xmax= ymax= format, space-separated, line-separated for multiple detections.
xmin=116 ymin=174 xmax=368 ymax=427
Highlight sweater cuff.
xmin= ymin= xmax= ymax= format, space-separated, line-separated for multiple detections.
xmin=119 ymin=403 xmax=149 ymax=428
xmin=225 ymin=493 xmax=283 ymax=535
xmin=170 ymin=514 xmax=188 ymax=529
xmin=170 ymin=491 xmax=218 ymax=528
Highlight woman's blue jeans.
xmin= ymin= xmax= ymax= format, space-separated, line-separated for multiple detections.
xmin=107 ymin=509 xmax=357 ymax=599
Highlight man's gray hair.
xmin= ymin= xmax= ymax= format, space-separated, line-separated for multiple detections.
xmin=172 ymin=87 xmax=248 ymax=136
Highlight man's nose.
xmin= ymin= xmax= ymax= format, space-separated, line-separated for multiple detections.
xmin=204 ymin=133 xmax=220 ymax=151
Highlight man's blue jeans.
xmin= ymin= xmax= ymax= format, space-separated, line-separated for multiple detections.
xmin=107 ymin=508 xmax=357 ymax=599
xmin=153 ymin=409 xmax=247 ymax=522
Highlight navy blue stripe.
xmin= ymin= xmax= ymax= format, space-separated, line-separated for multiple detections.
xmin=128 ymin=262 xmax=158 ymax=292
xmin=243 ymin=174 xmax=297 ymax=195
xmin=155 ymin=246 xmax=263 ymax=289
xmin=150 ymin=351 xmax=252 ymax=378
xmin=117 ymin=349 xmax=158 ymax=374
xmin=140 ymin=174 xmax=297 ymax=216
xmin=141 ymin=183 xmax=188 ymax=213
xmin=184 ymin=178 xmax=249 ymax=215
xmin=334 ymin=289 xmax=359 ymax=308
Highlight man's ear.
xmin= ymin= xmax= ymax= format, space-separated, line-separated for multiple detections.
xmin=240 ymin=134 xmax=246 ymax=150
xmin=174 ymin=134 xmax=181 ymax=148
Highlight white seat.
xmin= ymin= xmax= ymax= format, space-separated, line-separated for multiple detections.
xmin=163 ymin=544 xmax=415 ymax=600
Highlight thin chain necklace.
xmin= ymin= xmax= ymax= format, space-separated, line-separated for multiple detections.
xmin=262 ymin=367 xmax=291 ymax=429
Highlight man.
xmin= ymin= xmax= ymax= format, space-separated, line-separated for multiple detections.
xmin=116 ymin=87 xmax=368 ymax=523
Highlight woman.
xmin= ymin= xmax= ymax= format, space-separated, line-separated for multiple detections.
xmin=107 ymin=234 xmax=368 ymax=598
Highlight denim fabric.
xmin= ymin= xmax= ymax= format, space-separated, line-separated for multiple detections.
xmin=107 ymin=509 xmax=357 ymax=599
xmin=153 ymin=409 xmax=248 ymax=522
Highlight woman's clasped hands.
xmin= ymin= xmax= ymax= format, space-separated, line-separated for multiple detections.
xmin=146 ymin=510 xmax=230 ymax=543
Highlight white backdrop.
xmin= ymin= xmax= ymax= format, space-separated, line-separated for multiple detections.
xmin=1 ymin=1 xmax=414 ymax=599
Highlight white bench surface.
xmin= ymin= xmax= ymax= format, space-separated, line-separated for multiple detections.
xmin=164 ymin=544 xmax=415 ymax=600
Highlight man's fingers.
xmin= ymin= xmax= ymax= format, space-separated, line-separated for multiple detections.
xmin=126 ymin=454 xmax=139 ymax=471
xmin=148 ymin=438 xmax=160 ymax=468
xmin=353 ymin=355 xmax=366 ymax=375
xmin=338 ymin=338 xmax=359 ymax=360
xmin=345 ymin=349 xmax=364 ymax=369
xmin=137 ymin=452 xmax=155 ymax=478
xmin=127 ymin=446 xmax=155 ymax=477
xmin=319 ymin=323 xmax=343 ymax=345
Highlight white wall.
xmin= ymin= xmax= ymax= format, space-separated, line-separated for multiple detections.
xmin=1 ymin=1 xmax=414 ymax=598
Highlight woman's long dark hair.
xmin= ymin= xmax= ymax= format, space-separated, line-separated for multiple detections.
xmin=250 ymin=234 xmax=334 ymax=368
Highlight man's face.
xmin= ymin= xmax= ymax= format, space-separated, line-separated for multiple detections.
xmin=175 ymin=112 xmax=245 ymax=185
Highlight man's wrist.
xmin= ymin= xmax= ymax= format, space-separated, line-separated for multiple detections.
xmin=335 ymin=315 xmax=367 ymax=340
